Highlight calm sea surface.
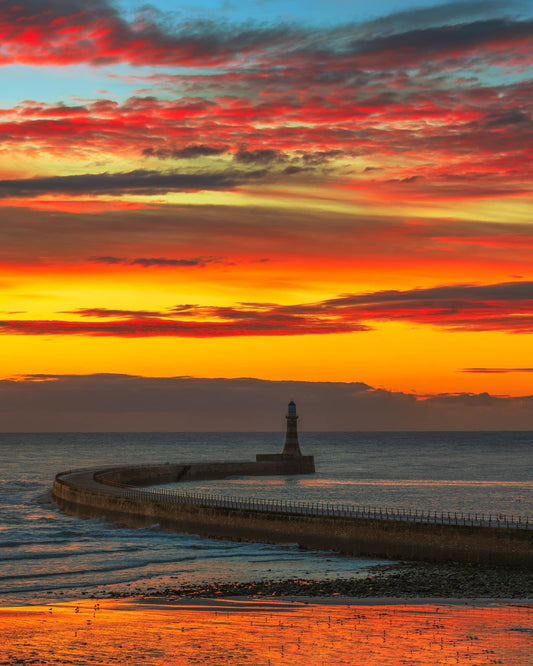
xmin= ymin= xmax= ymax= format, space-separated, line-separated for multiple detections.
xmin=1 ymin=432 xmax=532 ymax=606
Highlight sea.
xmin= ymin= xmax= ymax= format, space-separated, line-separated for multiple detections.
xmin=1 ymin=431 xmax=532 ymax=607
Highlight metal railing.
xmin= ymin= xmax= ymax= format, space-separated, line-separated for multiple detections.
xmin=117 ymin=484 xmax=531 ymax=531
xmin=54 ymin=469 xmax=531 ymax=531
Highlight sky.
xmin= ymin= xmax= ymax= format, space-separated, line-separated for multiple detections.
xmin=0 ymin=0 xmax=532 ymax=430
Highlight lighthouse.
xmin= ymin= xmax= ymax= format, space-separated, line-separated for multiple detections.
xmin=282 ymin=400 xmax=302 ymax=457
xmin=255 ymin=401 xmax=315 ymax=473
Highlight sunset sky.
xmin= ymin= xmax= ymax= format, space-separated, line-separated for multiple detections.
xmin=1 ymin=0 xmax=532 ymax=430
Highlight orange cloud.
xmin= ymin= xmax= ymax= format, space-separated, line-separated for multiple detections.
xmin=1 ymin=281 xmax=531 ymax=337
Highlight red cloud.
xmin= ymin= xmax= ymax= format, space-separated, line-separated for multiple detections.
xmin=0 ymin=1 xmax=300 ymax=67
xmin=0 ymin=2 xmax=531 ymax=71
xmin=0 ymin=3 xmax=531 ymax=220
xmin=0 ymin=317 xmax=364 ymax=337
xmin=1 ymin=281 xmax=532 ymax=338
xmin=0 ymin=79 xmax=531 ymax=205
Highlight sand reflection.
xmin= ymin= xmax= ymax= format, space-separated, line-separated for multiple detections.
xmin=0 ymin=599 xmax=531 ymax=665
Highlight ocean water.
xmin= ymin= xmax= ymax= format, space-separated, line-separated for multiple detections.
xmin=1 ymin=431 xmax=532 ymax=606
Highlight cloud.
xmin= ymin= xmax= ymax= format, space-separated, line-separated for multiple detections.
xmin=91 ymin=256 xmax=125 ymax=265
xmin=143 ymin=144 xmax=229 ymax=159
xmin=0 ymin=0 xmax=529 ymax=71
xmin=356 ymin=1 xmax=525 ymax=35
xmin=0 ymin=169 xmax=261 ymax=198
xmin=0 ymin=204 xmax=531 ymax=275
xmin=325 ymin=281 xmax=533 ymax=303
xmin=91 ymin=256 xmax=226 ymax=268
xmin=1 ymin=281 xmax=531 ymax=338
xmin=2 ymin=71 xmax=532 ymax=207
xmin=0 ymin=374 xmax=532 ymax=431
xmin=482 ymin=109 xmax=533 ymax=129
xmin=0 ymin=1 xmax=303 ymax=67
xmin=341 ymin=18 xmax=533 ymax=70
xmin=295 ymin=281 xmax=533 ymax=333
xmin=69 ymin=308 xmax=164 ymax=319
xmin=0 ymin=316 xmax=365 ymax=338
xmin=234 ymin=148 xmax=287 ymax=165
xmin=130 ymin=256 xmax=224 ymax=267
xmin=461 ymin=367 xmax=533 ymax=373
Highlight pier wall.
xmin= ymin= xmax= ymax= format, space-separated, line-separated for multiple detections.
xmin=93 ymin=458 xmax=315 ymax=487
xmin=52 ymin=462 xmax=532 ymax=568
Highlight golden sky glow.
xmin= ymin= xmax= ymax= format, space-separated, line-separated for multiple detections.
xmin=0 ymin=0 xmax=532 ymax=427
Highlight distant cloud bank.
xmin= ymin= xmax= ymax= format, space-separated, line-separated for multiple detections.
xmin=1 ymin=374 xmax=532 ymax=432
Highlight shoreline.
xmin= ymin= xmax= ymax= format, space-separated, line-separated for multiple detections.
xmin=115 ymin=595 xmax=533 ymax=610
xmin=3 ymin=561 xmax=531 ymax=609
xmin=103 ymin=562 xmax=533 ymax=603
xmin=2 ymin=596 xmax=532 ymax=615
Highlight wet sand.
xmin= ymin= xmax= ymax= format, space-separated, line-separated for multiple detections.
xmin=1 ymin=597 xmax=532 ymax=665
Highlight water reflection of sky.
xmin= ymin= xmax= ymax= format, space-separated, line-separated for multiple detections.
xmin=1 ymin=600 xmax=532 ymax=666
xmin=159 ymin=476 xmax=533 ymax=517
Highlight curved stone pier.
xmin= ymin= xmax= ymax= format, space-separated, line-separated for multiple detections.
xmin=52 ymin=459 xmax=532 ymax=568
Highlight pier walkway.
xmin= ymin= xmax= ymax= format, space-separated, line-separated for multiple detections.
xmin=53 ymin=462 xmax=532 ymax=567
xmin=120 ymin=485 xmax=531 ymax=531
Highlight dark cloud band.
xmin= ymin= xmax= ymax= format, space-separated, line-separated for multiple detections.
xmin=0 ymin=170 xmax=249 ymax=197
xmin=0 ymin=374 xmax=531 ymax=431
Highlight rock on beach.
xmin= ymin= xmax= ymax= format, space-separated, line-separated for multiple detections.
xmin=110 ymin=563 xmax=533 ymax=601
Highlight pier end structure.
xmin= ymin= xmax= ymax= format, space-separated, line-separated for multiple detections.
xmin=256 ymin=401 xmax=315 ymax=474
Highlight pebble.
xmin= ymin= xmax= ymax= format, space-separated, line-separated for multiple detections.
xmin=109 ymin=563 xmax=533 ymax=600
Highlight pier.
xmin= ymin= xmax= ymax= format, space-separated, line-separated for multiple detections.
xmin=51 ymin=401 xmax=531 ymax=568
xmin=53 ymin=460 xmax=532 ymax=568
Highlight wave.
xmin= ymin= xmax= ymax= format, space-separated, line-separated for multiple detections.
xmin=0 ymin=545 xmax=291 ymax=584
xmin=30 ymin=490 xmax=53 ymax=504
xmin=0 ymin=545 xmax=144 ymax=563
xmin=0 ymin=479 xmax=44 ymax=489
xmin=1 ymin=574 xmax=150 ymax=597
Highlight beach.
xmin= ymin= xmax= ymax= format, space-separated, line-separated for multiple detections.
xmin=110 ymin=562 xmax=532 ymax=600
xmin=2 ymin=564 xmax=532 ymax=665
xmin=2 ymin=433 xmax=532 ymax=663
xmin=1 ymin=596 xmax=532 ymax=665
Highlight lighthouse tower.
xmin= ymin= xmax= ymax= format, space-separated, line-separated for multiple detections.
xmin=255 ymin=401 xmax=314 ymax=473
xmin=282 ymin=400 xmax=302 ymax=457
